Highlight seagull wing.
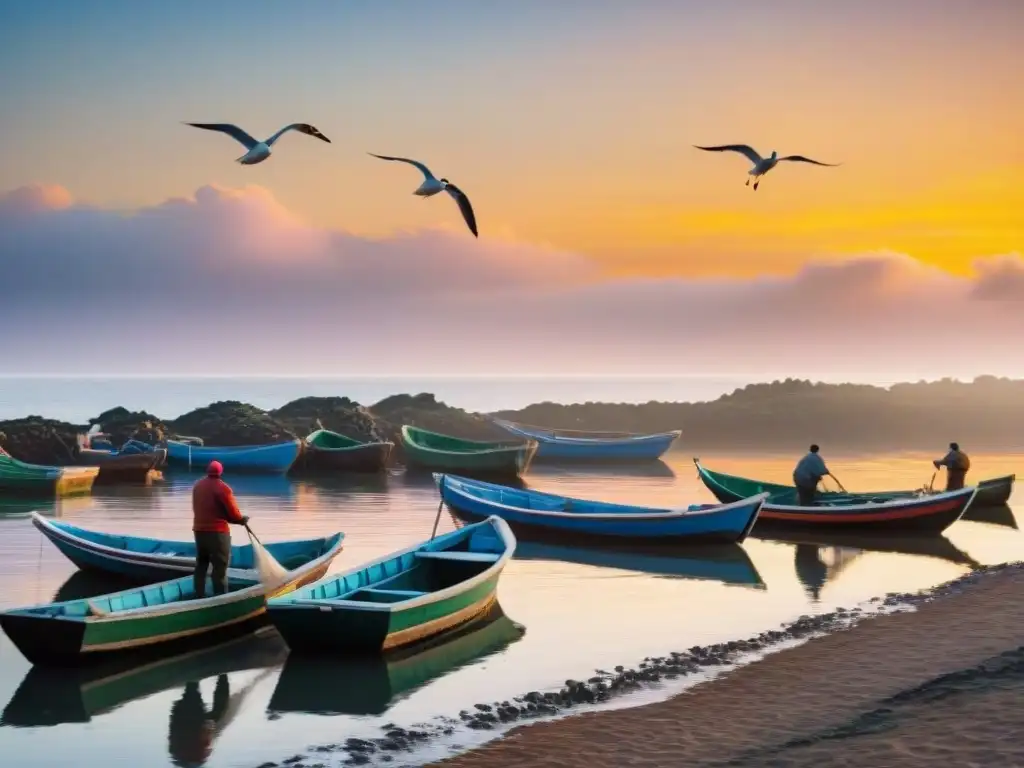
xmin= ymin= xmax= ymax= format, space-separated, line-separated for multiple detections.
xmin=693 ymin=144 xmax=763 ymax=164
xmin=367 ymin=153 xmax=437 ymax=181
xmin=444 ymin=183 xmax=478 ymax=237
xmin=266 ymin=123 xmax=331 ymax=146
xmin=779 ymin=155 xmax=841 ymax=167
xmin=184 ymin=123 xmax=260 ymax=150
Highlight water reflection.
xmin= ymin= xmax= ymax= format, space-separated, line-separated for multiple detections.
xmin=267 ymin=604 xmax=525 ymax=717
xmin=161 ymin=471 xmax=297 ymax=500
xmin=52 ymin=570 xmax=135 ymax=602
xmin=528 ymin=460 xmax=676 ymax=480
xmin=754 ymin=530 xmax=983 ymax=601
xmin=1 ymin=628 xmax=286 ymax=730
xmin=962 ymin=503 xmax=1018 ymax=529
xmin=514 ymin=541 xmax=765 ymax=590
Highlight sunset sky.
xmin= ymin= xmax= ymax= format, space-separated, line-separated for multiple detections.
xmin=0 ymin=1 xmax=1021 ymax=376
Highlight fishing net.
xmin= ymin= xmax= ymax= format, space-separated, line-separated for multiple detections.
xmin=246 ymin=528 xmax=290 ymax=593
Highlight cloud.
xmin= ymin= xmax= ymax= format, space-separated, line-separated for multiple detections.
xmin=0 ymin=183 xmax=1021 ymax=377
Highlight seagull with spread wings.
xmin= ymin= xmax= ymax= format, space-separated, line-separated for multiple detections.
xmin=694 ymin=144 xmax=840 ymax=190
xmin=184 ymin=122 xmax=331 ymax=165
xmin=368 ymin=153 xmax=478 ymax=237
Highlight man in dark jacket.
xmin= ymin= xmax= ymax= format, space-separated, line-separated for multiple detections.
xmin=192 ymin=460 xmax=249 ymax=597
xmin=792 ymin=444 xmax=831 ymax=506
xmin=933 ymin=442 xmax=971 ymax=491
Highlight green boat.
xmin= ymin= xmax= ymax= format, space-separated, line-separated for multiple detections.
xmin=297 ymin=428 xmax=394 ymax=473
xmin=400 ymin=425 xmax=538 ymax=477
xmin=267 ymin=515 xmax=515 ymax=654
xmin=267 ymin=603 xmax=525 ymax=716
xmin=0 ymin=532 xmax=344 ymax=666
xmin=0 ymin=447 xmax=99 ymax=498
xmin=1 ymin=626 xmax=288 ymax=726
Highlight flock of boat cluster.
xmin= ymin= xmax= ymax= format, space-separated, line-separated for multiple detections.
xmin=0 ymin=417 xmax=1015 ymax=669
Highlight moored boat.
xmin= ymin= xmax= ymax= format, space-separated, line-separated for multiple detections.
xmin=297 ymin=428 xmax=394 ymax=473
xmin=165 ymin=439 xmax=302 ymax=474
xmin=436 ymin=473 xmax=766 ymax=544
xmin=266 ymin=515 xmax=515 ymax=654
xmin=0 ymin=540 xmax=341 ymax=666
xmin=400 ymin=425 xmax=537 ymax=478
xmin=490 ymin=418 xmax=681 ymax=462
xmin=31 ymin=512 xmax=344 ymax=584
xmin=694 ymin=458 xmax=1012 ymax=508
xmin=77 ymin=447 xmax=167 ymax=483
xmin=266 ymin=603 xmax=524 ymax=716
xmin=694 ymin=459 xmax=978 ymax=533
xmin=0 ymin=447 xmax=99 ymax=498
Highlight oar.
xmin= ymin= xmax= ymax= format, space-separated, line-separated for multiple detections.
xmin=828 ymin=473 xmax=848 ymax=493
xmin=430 ymin=474 xmax=446 ymax=541
xmin=927 ymin=471 xmax=937 ymax=493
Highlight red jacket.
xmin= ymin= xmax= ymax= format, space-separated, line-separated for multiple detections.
xmin=192 ymin=476 xmax=245 ymax=533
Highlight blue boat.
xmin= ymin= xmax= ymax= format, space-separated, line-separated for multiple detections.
xmin=165 ymin=438 xmax=302 ymax=474
xmin=489 ymin=418 xmax=681 ymax=462
xmin=30 ymin=512 xmax=345 ymax=584
xmin=435 ymin=473 xmax=767 ymax=544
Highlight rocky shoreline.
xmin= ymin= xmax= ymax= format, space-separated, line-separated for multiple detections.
xmin=247 ymin=562 xmax=1021 ymax=768
xmin=2 ymin=376 xmax=1023 ymax=466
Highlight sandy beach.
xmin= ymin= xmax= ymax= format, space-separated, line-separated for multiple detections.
xmin=431 ymin=563 xmax=1024 ymax=768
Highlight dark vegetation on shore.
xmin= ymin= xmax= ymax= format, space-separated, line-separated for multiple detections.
xmin=0 ymin=377 xmax=1021 ymax=466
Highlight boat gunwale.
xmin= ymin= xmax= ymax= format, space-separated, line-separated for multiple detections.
xmin=304 ymin=429 xmax=395 ymax=454
xmin=269 ymin=515 xmax=515 ymax=614
xmin=491 ymin=418 xmax=682 ymax=445
xmin=437 ymin=473 xmax=768 ymax=521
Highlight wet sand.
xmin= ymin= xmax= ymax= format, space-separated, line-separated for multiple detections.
xmin=432 ymin=563 xmax=1024 ymax=768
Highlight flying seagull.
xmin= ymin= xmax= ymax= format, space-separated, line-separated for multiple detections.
xmin=693 ymin=144 xmax=840 ymax=190
xmin=368 ymin=153 xmax=478 ymax=237
xmin=184 ymin=122 xmax=331 ymax=165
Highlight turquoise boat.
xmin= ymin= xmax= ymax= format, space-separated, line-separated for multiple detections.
xmin=267 ymin=516 xmax=515 ymax=654
xmin=0 ymin=536 xmax=343 ymax=666
xmin=165 ymin=439 xmax=302 ymax=474
xmin=31 ymin=512 xmax=345 ymax=584
xmin=491 ymin=418 xmax=681 ymax=462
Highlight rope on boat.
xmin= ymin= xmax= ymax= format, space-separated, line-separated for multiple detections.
xmin=430 ymin=474 xmax=446 ymax=541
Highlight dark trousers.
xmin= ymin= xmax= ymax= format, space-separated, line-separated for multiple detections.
xmin=796 ymin=484 xmax=818 ymax=507
xmin=946 ymin=471 xmax=966 ymax=491
xmin=194 ymin=531 xmax=232 ymax=597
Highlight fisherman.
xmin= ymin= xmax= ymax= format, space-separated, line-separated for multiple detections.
xmin=933 ymin=442 xmax=970 ymax=491
xmin=192 ymin=460 xmax=249 ymax=598
xmin=792 ymin=444 xmax=831 ymax=506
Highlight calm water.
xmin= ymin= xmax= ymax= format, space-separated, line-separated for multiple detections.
xmin=0 ymin=374 xmax=927 ymax=422
xmin=0 ymin=452 xmax=1021 ymax=768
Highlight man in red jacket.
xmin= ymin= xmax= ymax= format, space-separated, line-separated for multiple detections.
xmin=192 ymin=460 xmax=249 ymax=598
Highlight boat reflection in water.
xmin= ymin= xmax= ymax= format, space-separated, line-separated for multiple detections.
xmin=513 ymin=541 xmax=765 ymax=590
xmin=267 ymin=602 xmax=525 ymax=717
xmin=1 ymin=626 xmax=286 ymax=738
xmin=526 ymin=460 xmax=676 ymax=481
xmin=754 ymin=530 xmax=983 ymax=601
xmin=961 ymin=502 xmax=1018 ymax=530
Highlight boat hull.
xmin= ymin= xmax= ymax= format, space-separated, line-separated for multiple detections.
xmin=437 ymin=474 xmax=764 ymax=545
xmin=78 ymin=448 xmax=166 ymax=483
xmin=401 ymin=426 xmax=537 ymax=478
xmin=299 ymin=441 xmax=394 ymax=473
xmin=165 ymin=439 xmax=302 ymax=474
xmin=31 ymin=513 xmax=343 ymax=585
xmin=492 ymin=419 xmax=680 ymax=462
xmin=0 ymin=450 xmax=99 ymax=498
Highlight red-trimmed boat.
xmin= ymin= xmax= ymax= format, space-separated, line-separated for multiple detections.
xmin=694 ymin=459 xmax=978 ymax=533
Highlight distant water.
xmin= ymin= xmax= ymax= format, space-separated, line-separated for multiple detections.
xmin=0 ymin=453 xmax=1021 ymax=768
xmin=0 ymin=374 xmax=914 ymax=422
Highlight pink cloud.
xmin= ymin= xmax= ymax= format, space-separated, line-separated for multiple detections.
xmin=0 ymin=183 xmax=1020 ymax=377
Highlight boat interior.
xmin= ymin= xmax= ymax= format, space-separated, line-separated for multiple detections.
xmin=283 ymin=523 xmax=504 ymax=606
xmin=46 ymin=521 xmax=342 ymax=570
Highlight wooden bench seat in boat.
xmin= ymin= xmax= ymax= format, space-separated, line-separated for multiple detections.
xmin=413 ymin=550 xmax=501 ymax=563
xmin=359 ymin=588 xmax=428 ymax=598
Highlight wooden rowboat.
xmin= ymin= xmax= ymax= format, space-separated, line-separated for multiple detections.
xmin=694 ymin=459 xmax=978 ymax=533
xmin=78 ymin=447 xmax=166 ymax=483
xmin=297 ymin=428 xmax=394 ymax=473
xmin=266 ymin=516 xmax=515 ymax=654
xmin=31 ymin=512 xmax=345 ymax=584
xmin=267 ymin=603 xmax=524 ymax=716
xmin=165 ymin=439 xmax=303 ymax=475
xmin=0 ymin=447 xmax=99 ymax=499
xmin=436 ymin=473 xmax=765 ymax=545
xmin=490 ymin=418 xmax=681 ymax=462
xmin=401 ymin=425 xmax=537 ymax=478
xmin=0 ymin=537 xmax=342 ymax=666
xmin=693 ymin=458 xmax=1013 ymax=508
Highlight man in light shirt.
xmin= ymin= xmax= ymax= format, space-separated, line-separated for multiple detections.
xmin=792 ymin=444 xmax=831 ymax=506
